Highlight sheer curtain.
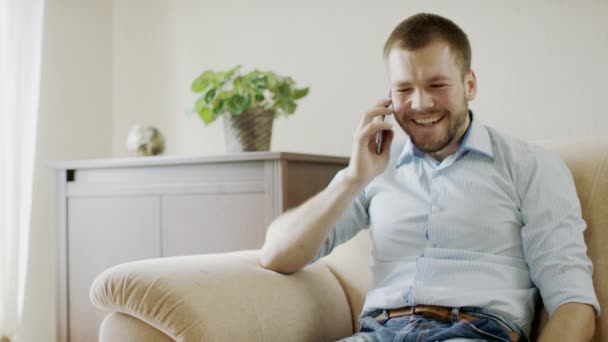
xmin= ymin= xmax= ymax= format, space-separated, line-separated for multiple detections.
xmin=0 ymin=0 xmax=45 ymax=341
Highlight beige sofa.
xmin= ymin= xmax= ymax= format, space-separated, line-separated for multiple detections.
xmin=91 ymin=139 xmax=607 ymax=341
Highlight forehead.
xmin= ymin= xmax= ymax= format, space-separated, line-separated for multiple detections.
xmin=386 ymin=41 xmax=460 ymax=84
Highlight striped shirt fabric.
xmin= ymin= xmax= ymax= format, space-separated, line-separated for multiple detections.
xmin=314 ymin=113 xmax=600 ymax=336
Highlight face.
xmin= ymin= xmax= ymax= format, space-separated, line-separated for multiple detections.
xmin=386 ymin=40 xmax=476 ymax=160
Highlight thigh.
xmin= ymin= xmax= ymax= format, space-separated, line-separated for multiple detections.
xmin=426 ymin=317 xmax=512 ymax=342
xmin=336 ymin=317 xmax=403 ymax=342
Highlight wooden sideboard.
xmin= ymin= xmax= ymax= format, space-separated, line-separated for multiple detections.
xmin=53 ymin=152 xmax=349 ymax=342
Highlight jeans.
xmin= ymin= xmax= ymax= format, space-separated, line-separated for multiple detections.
xmin=337 ymin=307 xmax=528 ymax=342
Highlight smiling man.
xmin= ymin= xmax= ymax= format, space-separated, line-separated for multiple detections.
xmin=261 ymin=13 xmax=599 ymax=342
xmin=386 ymin=38 xmax=473 ymax=162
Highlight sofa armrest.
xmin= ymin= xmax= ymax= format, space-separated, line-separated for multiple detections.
xmin=90 ymin=250 xmax=353 ymax=342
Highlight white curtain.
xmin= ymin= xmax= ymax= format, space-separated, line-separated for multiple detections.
xmin=0 ymin=0 xmax=45 ymax=341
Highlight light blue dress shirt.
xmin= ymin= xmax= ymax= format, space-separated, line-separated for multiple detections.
xmin=314 ymin=113 xmax=600 ymax=336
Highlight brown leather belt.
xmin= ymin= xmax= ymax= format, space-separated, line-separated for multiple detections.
xmin=373 ymin=305 xmax=520 ymax=342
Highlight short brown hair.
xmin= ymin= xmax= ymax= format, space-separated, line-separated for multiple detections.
xmin=383 ymin=13 xmax=472 ymax=77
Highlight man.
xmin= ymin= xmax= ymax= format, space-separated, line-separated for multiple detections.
xmin=261 ymin=13 xmax=599 ymax=342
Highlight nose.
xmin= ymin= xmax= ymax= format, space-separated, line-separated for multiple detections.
xmin=411 ymin=89 xmax=434 ymax=111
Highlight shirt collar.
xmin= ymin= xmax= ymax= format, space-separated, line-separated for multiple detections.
xmin=396 ymin=111 xmax=494 ymax=168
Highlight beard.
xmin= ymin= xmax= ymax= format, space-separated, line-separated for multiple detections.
xmin=396 ymin=103 xmax=469 ymax=154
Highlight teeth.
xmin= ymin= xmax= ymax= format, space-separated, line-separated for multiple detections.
xmin=414 ymin=116 xmax=441 ymax=125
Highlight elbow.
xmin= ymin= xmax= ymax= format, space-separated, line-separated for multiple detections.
xmin=259 ymin=248 xmax=280 ymax=271
xmin=259 ymin=246 xmax=301 ymax=275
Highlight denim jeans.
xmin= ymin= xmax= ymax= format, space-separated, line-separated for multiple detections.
xmin=336 ymin=307 xmax=528 ymax=342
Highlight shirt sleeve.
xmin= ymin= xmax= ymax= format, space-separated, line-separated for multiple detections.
xmin=309 ymin=169 xmax=370 ymax=263
xmin=520 ymin=147 xmax=600 ymax=317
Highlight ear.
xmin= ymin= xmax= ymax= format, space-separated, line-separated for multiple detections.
xmin=464 ymin=69 xmax=477 ymax=101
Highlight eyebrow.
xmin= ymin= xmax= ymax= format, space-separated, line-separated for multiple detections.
xmin=428 ymin=75 xmax=452 ymax=83
xmin=392 ymin=81 xmax=412 ymax=88
xmin=392 ymin=75 xmax=452 ymax=87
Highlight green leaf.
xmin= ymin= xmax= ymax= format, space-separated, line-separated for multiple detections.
xmin=233 ymin=76 xmax=243 ymax=91
xmin=229 ymin=93 xmax=246 ymax=114
xmin=249 ymin=73 xmax=268 ymax=90
xmin=195 ymin=96 xmax=207 ymax=113
xmin=282 ymin=100 xmax=297 ymax=114
xmin=292 ymin=87 xmax=309 ymax=100
xmin=213 ymin=98 xmax=226 ymax=115
xmin=192 ymin=79 xmax=208 ymax=93
xmin=192 ymin=70 xmax=214 ymax=92
xmin=225 ymin=65 xmax=241 ymax=79
xmin=196 ymin=106 xmax=215 ymax=124
xmin=266 ymin=72 xmax=278 ymax=89
xmin=278 ymin=83 xmax=291 ymax=97
xmin=194 ymin=96 xmax=216 ymax=124
xmin=243 ymin=92 xmax=252 ymax=110
xmin=204 ymin=88 xmax=216 ymax=102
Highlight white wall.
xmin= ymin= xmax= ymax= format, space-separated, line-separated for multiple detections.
xmin=112 ymin=0 xmax=174 ymax=156
xmin=21 ymin=1 xmax=113 ymax=341
xmin=113 ymin=0 xmax=608 ymax=158
xmin=24 ymin=0 xmax=608 ymax=341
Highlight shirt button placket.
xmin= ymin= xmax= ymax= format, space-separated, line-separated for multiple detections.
xmin=427 ymin=172 xmax=439 ymax=248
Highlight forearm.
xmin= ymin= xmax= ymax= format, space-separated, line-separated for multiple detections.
xmin=260 ymin=175 xmax=365 ymax=274
xmin=538 ymin=303 xmax=595 ymax=342
xmin=260 ymin=97 xmax=394 ymax=274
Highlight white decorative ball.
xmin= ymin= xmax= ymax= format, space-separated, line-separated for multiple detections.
xmin=126 ymin=125 xmax=165 ymax=156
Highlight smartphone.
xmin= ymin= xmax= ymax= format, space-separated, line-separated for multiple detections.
xmin=375 ymin=92 xmax=392 ymax=154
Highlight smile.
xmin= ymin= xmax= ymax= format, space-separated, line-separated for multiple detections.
xmin=412 ymin=115 xmax=444 ymax=126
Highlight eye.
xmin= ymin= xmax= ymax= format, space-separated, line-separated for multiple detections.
xmin=397 ymin=88 xmax=412 ymax=93
xmin=430 ymin=83 xmax=447 ymax=88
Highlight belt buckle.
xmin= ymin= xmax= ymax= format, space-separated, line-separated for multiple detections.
xmin=373 ymin=310 xmax=388 ymax=323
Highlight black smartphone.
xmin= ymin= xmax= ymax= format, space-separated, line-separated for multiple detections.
xmin=375 ymin=92 xmax=391 ymax=154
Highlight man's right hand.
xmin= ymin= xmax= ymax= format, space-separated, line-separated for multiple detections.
xmin=345 ymin=97 xmax=395 ymax=187
xmin=260 ymin=97 xmax=395 ymax=274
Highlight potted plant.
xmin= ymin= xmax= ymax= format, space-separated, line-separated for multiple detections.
xmin=191 ymin=65 xmax=309 ymax=152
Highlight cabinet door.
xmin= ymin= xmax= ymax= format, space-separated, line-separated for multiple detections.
xmin=67 ymin=196 xmax=161 ymax=342
xmin=161 ymin=192 xmax=269 ymax=257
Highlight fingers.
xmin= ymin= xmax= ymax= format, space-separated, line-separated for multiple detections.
xmin=356 ymin=121 xmax=393 ymax=142
xmin=373 ymin=97 xmax=392 ymax=107
xmin=358 ymin=98 xmax=393 ymax=129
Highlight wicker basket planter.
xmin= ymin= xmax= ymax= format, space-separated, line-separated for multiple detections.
xmin=223 ymin=108 xmax=274 ymax=152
